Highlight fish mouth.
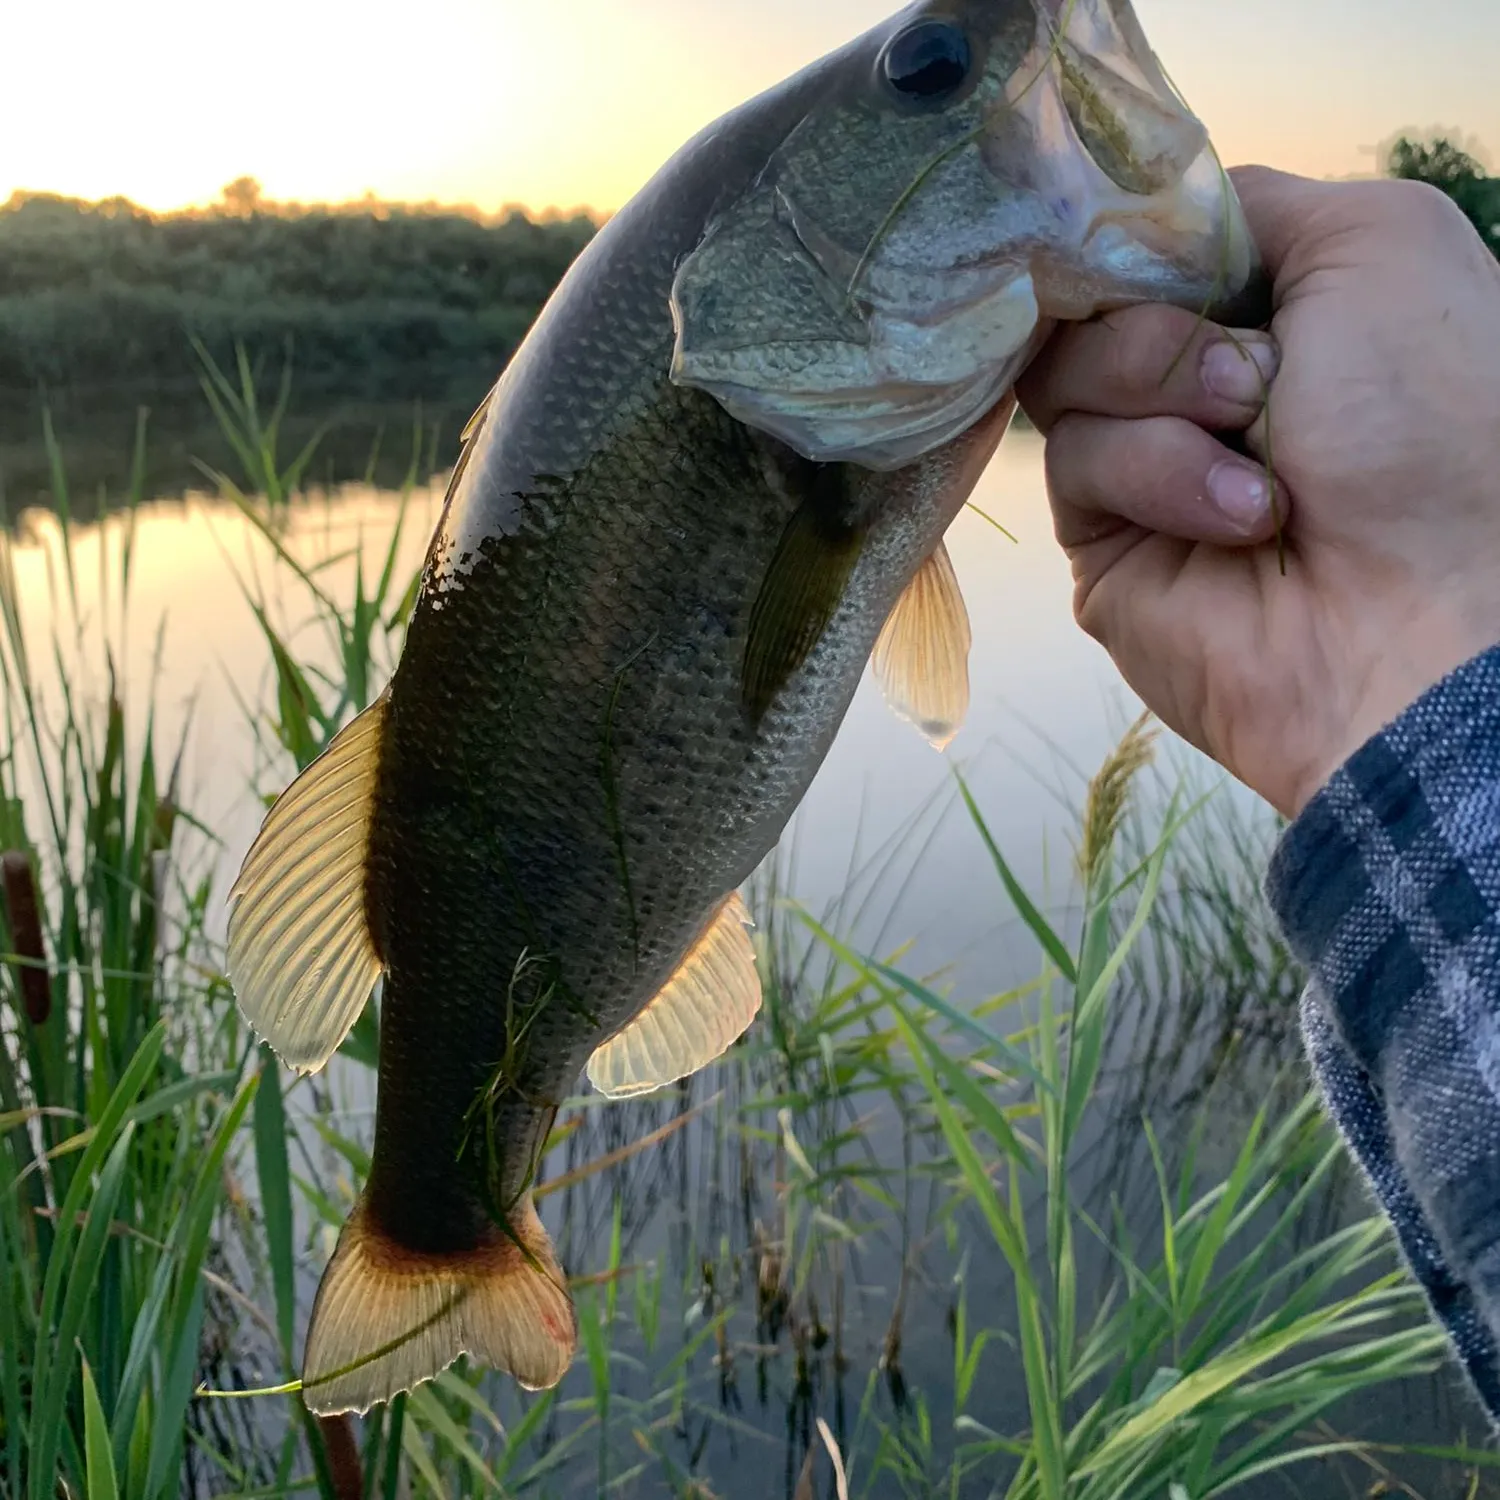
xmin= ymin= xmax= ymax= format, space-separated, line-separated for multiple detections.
xmin=989 ymin=0 xmax=1262 ymax=323
xmin=875 ymin=3 xmax=1262 ymax=331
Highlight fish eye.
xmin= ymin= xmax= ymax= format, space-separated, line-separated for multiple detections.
xmin=881 ymin=20 xmax=974 ymax=104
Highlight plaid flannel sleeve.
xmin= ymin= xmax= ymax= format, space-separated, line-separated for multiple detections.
xmin=1266 ymin=644 xmax=1500 ymax=1424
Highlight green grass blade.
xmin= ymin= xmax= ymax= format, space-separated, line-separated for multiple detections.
xmin=147 ymin=1280 xmax=205 ymax=1500
xmin=82 ymin=1359 xmax=120 ymax=1500
xmin=29 ymin=1121 xmax=136 ymax=1500
xmin=493 ymin=1390 xmax=557 ymax=1481
xmin=379 ymin=1394 xmax=407 ymax=1500
xmin=28 ymin=1027 xmax=165 ymax=1500
xmin=956 ymin=771 xmax=1077 ymax=984
xmin=406 ymin=1384 xmax=503 ymax=1493
xmin=872 ymin=960 xmax=1050 ymax=1094
xmin=144 ymin=1076 xmax=256 ymax=1497
xmin=889 ymin=1000 xmax=1036 ymax=1170
xmin=109 ymin=1234 xmax=178 ymax=1468
xmin=793 ymin=909 xmax=1049 ymax=1091
xmin=253 ymin=1047 xmax=297 ymax=1358
xmin=0 ymin=1161 xmax=24 ymax=1498
xmin=401 ymin=1420 xmax=449 ymax=1498
xmin=1076 ymin=1298 xmax=1372 ymax=1478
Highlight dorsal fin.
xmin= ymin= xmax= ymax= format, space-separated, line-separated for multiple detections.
xmin=587 ymin=893 xmax=761 ymax=1099
xmin=872 ymin=542 xmax=971 ymax=751
xmin=226 ymin=694 xmax=388 ymax=1075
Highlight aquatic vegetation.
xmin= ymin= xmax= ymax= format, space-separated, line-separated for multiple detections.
xmin=1 ymin=405 xmax=1497 ymax=1499
xmin=0 ymin=446 xmax=266 ymax=1499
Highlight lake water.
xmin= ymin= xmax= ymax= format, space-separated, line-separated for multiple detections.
xmin=5 ymin=419 xmax=1491 ymax=1495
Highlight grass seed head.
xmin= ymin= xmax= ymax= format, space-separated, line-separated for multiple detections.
xmin=1079 ymin=710 xmax=1159 ymax=891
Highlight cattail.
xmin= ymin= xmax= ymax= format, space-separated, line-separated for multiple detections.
xmin=315 ymin=1415 xmax=363 ymax=1500
xmin=2 ymin=850 xmax=49 ymax=1025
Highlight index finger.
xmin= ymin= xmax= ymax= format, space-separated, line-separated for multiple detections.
xmin=1016 ymin=303 xmax=1276 ymax=436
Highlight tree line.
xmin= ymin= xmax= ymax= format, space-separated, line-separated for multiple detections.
xmin=0 ymin=183 xmax=597 ymax=393
xmin=0 ymin=135 xmax=1493 ymax=397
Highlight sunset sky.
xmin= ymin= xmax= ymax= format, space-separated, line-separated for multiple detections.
xmin=3 ymin=0 xmax=1496 ymax=216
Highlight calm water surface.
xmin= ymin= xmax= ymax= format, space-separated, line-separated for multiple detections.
xmin=7 ymin=427 xmax=1489 ymax=1495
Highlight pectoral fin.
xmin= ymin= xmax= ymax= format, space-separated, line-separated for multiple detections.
xmin=226 ymin=694 xmax=388 ymax=1074
xmin=873 ymin=543 xmax=971 ymax=751
xmin=743 ymin=491 xmax=864 ymax=722
xmin=587 ymin=893 xmax=761 ymax=1099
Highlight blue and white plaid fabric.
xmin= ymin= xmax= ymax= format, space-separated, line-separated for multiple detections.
xmin=1267 ymin=644 xmax=1500 ymax=1425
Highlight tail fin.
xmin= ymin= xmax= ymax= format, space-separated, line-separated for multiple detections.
xmin=300 ymin=1194 xmax=576 ymax=1415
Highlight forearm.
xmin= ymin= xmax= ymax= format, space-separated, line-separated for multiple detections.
xmin=1266 ymin=644 xmax=1500 ymax=1423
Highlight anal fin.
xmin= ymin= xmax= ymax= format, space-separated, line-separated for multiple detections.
xmin=587 ymin=893 xmax=761 ymax=1099
xmin=301 ymin=1193 xmax=575 ymax=1415
xmin=226 ymin=694 xmax=388 ymax=1075
xmin=872 ymin=542 xmax=971 ymax=751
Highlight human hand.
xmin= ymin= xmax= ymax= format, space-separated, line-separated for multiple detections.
xmin=1016 ymin=166 xmax=1500 ymax=818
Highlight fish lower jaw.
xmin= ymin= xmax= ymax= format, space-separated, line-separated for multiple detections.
xmin=1028 ymin=238 xmax=1224 ymax=323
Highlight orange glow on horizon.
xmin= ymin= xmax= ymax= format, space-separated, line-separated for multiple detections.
xmin=2 ymin=0 xmax=1496 ymax=219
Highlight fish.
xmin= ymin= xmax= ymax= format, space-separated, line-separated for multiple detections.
xmin=227 ymin=0 xmax=1264 ymax=1416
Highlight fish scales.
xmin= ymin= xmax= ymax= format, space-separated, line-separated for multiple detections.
xmin=366 ymin=399 xmax=1001 ymax=1232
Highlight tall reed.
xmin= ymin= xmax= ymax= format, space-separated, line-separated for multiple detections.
xmin=0 ymin=414 xmax=264 ymax=1500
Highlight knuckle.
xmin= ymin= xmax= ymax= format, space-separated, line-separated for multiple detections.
xmin=1102 ymin=304 xmax=1203 ymax=402
xmin=1366 ymin=178 xmax=1473 ymax=239
xmin=1073 ymin=570 xmax=1118 ymax=648
xmin=1073 ymin=586 xmax=1099 ymax=635
xmin=1044 ymin=412 xmax=1094 ymax=491
xmin=1390 ymin=177 xmax=1462 ymax=218
xmin=1073 ymin=581 xmax=1107 ymax=640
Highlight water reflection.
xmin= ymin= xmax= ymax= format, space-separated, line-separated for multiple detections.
xmin=0 ymin=381 xmax=488 ymax=515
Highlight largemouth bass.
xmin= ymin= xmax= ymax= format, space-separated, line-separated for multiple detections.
xmin=228 ymin=0 xmax=1264 ymax=1415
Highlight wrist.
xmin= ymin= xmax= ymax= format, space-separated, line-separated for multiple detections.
xmin=1287 ymin=610 xmax=1500 ymax=817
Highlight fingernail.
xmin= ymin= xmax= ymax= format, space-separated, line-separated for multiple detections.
xmin=1208 ymin=461 xmax=1272 ymax=529
xmin=1202 ymin=335 xmax=1278 ymax=406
